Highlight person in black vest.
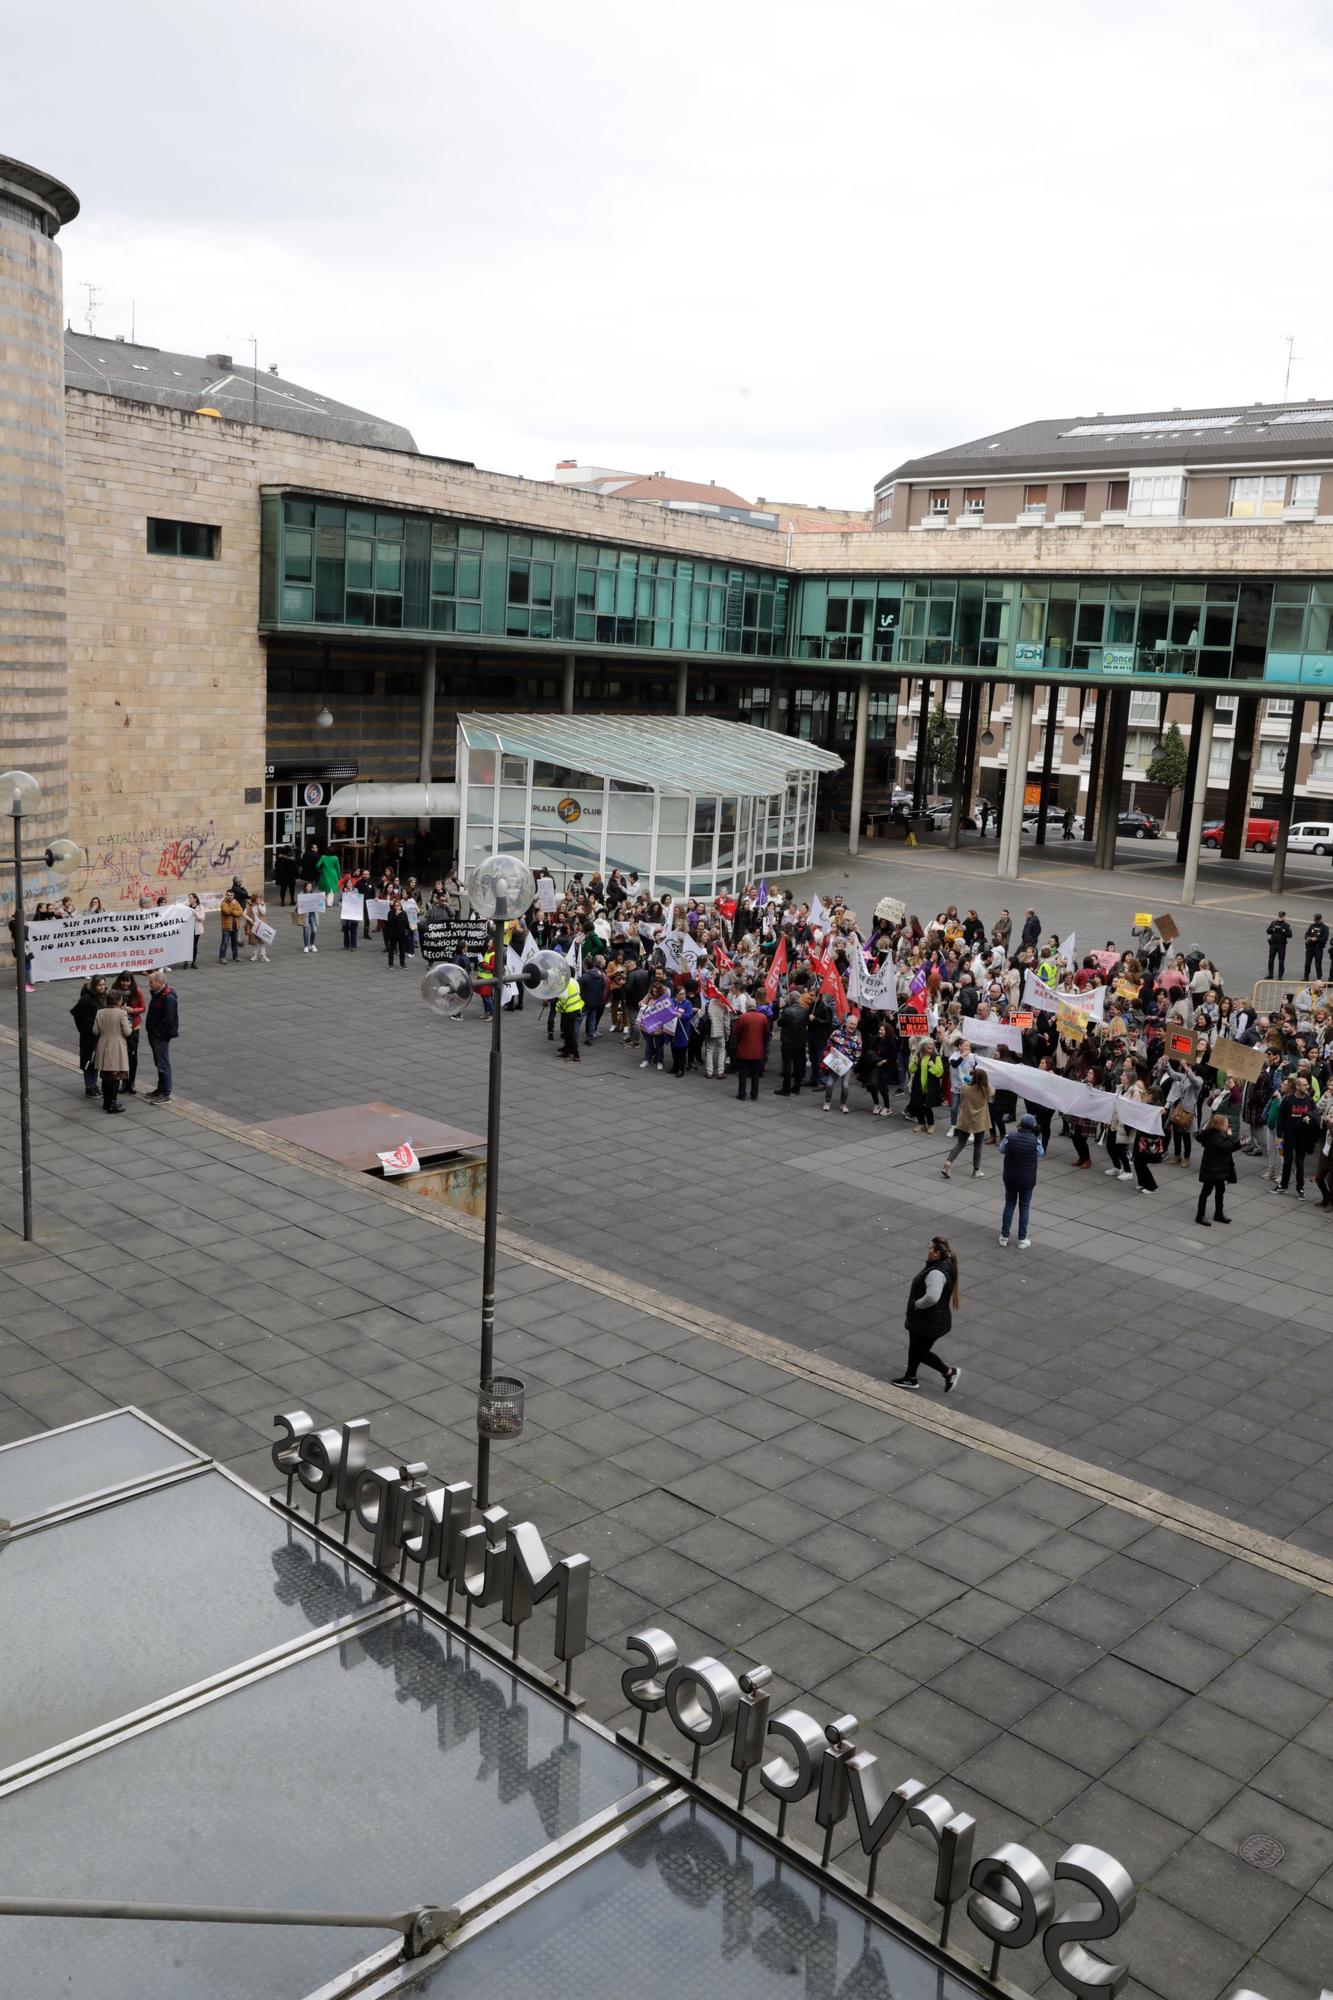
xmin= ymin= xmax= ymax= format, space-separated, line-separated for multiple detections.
xmin=998 ymin=1110 xmax=1044 ymax=1248
xmin=1195 ymin=1112 xmax=1239 ymax=1226
xmin=1304 ymin=914 xmax=1329 ymax=981
xmin=892 ymin=1236 xmax=961 ymax=1394
xmin=1266 ymin=910 xmax=1292 ymax=978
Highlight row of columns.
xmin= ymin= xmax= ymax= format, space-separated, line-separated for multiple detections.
xmin=416 ymin=648 xmax=1312 ymax=899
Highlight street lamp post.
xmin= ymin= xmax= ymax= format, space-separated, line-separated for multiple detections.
xmin=420 ymin=859 xmax=566 ymax=1507
xmin=0 ymin=769 xmax=83 ymax=1243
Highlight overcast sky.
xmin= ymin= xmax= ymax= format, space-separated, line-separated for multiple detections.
xmin=9 ymin=0 xmax=1333 ymax=507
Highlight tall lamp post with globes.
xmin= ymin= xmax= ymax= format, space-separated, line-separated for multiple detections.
xmin=1 ymin=770 xmax=85 ymax=1241
xmin=420 ymin=854 xmax=568 ymax=1506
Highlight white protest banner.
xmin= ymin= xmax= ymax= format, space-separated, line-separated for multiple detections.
xmin=402 ymin=898 xmax=419 ymax=924
xmin=297 ymin=892 xmax=325 ymax=916
xmin=1022 ymin=970 xmax=1058 ymax=1015
xmin=964 ymin=1015 xmax=1023 ymax=1054
xmin=656 ymin=930 xmax=682 ymax=972
xmin=340 ymin=892 xmax=366 ymax=922
xmin=366 ymin=898 xmax=390 ymax=921
xmin=680 ymin=934 xmax=703 ymax=969
xmin=988 ymin=1057 xmax=1164 ymax=1137
xmin=28 ymin=904 xmax=194 ymax=984
xmin=537 ymin=876 xmax=557 ymax=915
xmin=252 ymin=920 xmax=277 ymax=946
xmin=822 ymin=1047 xmax=853 ymax=1076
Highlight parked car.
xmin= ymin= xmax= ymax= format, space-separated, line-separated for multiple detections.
xmin=1200 ymin=816 xmax=1279 ymax=852
xmin=1117 ymin=811 xmax=1161 ymax=840
xmin=923 ymin=800 xmax=977 ymax=831
xmin=1286 ymin=821 xmax=1333 ymax=855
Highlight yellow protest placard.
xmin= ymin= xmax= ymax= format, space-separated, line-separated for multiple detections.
xmin=1133 ymin=912 xmax=1153 ymax=929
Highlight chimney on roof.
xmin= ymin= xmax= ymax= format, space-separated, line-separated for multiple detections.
xmin=556 ymin=459 xmax=576 ymax=469
xmin=268 ymin=363 xmax=278 ymax=374
xmin=206 ymin=352 xmax=233 ymax=369
xmin=114 ymin=333 xmax=125 ymax=342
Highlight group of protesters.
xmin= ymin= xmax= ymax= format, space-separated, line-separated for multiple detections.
xmin=466 ymin=870 xmax=1333 ymax=1245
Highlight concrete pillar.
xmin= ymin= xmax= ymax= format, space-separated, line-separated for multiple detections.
xmin=1082 ymin=690 xmax=1102 ymax=843
xmin=1220 ymin=696 xmax=1259 ymax=858
xmin=1034 ymin=682 xmax=1059 ymax=845
xmin=1094 ymin=688 xmax=1130 ymax=870
xmin=417 ymin=645 xmax=437 ymax=840
xmin=674 ymin=658 xmax=688 ymax=717
xmin=1174 ymin=693 xmax=1205 ymax=868
xmin=418 ymin=647 xmax=436 ymax=785
xmin=1181 ymin=694 xmax=1216 ymax=906
xmin=947 ymin=681 xmax=978 ymax=851
xmin=998 ymin=680 xmax=1034 ymax=880
xmin=913 ymin=679 xmax=932 ymax=813
xmin=561 ymin=654 xmax=575 ymax=714
xmin=767 ymin=673 xmax=782 ymax=730
xmin=1271 ymin=698 xmax=1306 ymax=895
xmin=0 ymin=157 xmax=79 ymax=915
xmin=847 ymin=673 xmax=870 ymax=856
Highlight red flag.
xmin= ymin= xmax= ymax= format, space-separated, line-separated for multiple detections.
xmin=713 ymin=942 xmax=736 ymax=972
xmin=763 ymin=936 xmax=788 ymax=1007
xmin=702 ymin=974 xmax=732 ymax=1011
xmin=821 ymin=961 xmax=849 ymax=1022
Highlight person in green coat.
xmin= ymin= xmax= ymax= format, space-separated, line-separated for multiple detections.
xmin=314 ymin=849 xmax=341 ymax=898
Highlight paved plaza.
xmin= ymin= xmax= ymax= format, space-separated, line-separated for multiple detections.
xmin=24 ymin=838 xmax=1333 ymax=1557
xmin=2 ymin=836 xmax=1333 ymax=2000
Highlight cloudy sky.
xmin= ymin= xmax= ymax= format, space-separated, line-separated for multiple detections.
xmin=9 ymin=0 xmax=1333 ymax=506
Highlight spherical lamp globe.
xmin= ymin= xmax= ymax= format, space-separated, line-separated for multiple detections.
xmin=524 ymin=949 xmax=570 ymax=1002
xmin=0 ymin=771 xmax=41 ymax=818
xmin=420 ymin=962 xmax=474 ymax=1019
xmin=469 ymin=854 xmax=535 ymax=922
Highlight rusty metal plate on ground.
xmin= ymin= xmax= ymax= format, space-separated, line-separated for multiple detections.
xmin=258 ymin=1101 xmax=485 ymax=1172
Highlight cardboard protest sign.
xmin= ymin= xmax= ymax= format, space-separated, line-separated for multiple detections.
xmin=1011 ymin=1012 xmax=1033 ymax=1029
xmin=899 ymin=1012 xmax=928 ymax=1039
xmin=1213 ymin=1038 xmax=1264 ymax=1083
xmin=1156 ymin=913 xmax=1179 ymax=943
xmin=1113 ymin=977 xmax=1142 ymax=1003
xmin=27 ymin=904 xmax=194 ymax=983
xmin=1057 ymin=1001 xmax=1089 ymax=1044
xmin=252 ymin=919 xmax=277 ymax=946
xmin=1169 ymin=1030 xmax=1195 ymax=1058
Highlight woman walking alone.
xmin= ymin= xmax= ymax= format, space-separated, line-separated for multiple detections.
xmin=892 ymin=1236 xmax=962 ymax=1394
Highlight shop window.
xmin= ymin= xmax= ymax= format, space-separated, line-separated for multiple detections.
xmin=148 ymin=517 xmax=219 ymax=559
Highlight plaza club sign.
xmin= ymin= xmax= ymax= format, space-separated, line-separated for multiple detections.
xmin=273 ymin=1410 xmax=1140 ymax=1998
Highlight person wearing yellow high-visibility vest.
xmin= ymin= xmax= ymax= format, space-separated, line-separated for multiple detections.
xmin=555 ymin=974 xmax=584 ymax=1062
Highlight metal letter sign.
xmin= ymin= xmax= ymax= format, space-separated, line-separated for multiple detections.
xmin=271 ymin=1410 xmax=590 ymax=1689
xmin=623 ymin=1622 xmax=1137 ymax=1995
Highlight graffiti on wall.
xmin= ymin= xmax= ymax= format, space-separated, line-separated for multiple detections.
xmin=84 ymin=820 xmax=265 ymax=907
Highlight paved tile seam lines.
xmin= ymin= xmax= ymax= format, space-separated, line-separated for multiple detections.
xmin=8 ymin=1025 xmax=1333 ymax=1604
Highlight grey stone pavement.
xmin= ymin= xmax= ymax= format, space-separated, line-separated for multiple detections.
xmin=1 ymin=877 xmax=1332 ymax=1999
xmin=24 ymin=836 xmax=1333 ymax=1559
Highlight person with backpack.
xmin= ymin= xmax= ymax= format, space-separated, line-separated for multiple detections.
xmin=892 ymin=1235 xmax=962 ymax=1394
xmin=998 ymin=1111 xmax=1044 ymax=1248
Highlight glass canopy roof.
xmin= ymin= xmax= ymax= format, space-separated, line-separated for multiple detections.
xmin=0 ymin=1409 xmax=1005 ymax=2000
xmin=457 ymin=712 xmax=843 ymax=797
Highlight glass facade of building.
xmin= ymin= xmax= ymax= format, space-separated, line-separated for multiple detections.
xmin=261 ymin=494 xmax=1327 ymax=694
xmin=263 ymin=497 xmax=791 ymax=656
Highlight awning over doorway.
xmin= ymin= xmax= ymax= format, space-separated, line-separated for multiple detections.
xmin=327 ymin=782 xmax=461 ymax=817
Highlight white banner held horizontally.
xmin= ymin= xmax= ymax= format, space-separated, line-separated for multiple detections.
xmin=986 ymin=1057 xmax=1164 ymax=1136
xmin=27 ymin=904 xmax=195 ymax=983
xmin=963 ymin=1015 xmax=1023 ymax=1054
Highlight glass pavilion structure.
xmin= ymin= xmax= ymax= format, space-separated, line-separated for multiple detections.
xmin=455 ymin=713 xmax=842 ymax=895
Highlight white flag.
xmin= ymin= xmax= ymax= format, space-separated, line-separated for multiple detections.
xmin=1059 ymin=930 xmax=1077 ymax=967
xmin=810 ymin=893 xmax=827 ymax=929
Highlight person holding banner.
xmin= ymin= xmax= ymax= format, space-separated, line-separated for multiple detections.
xmin=299 ymin=884 xmax=321 ymax=954
xmin=820 ymin=1012 xmax=861 ymax=1113
xmin=218 ymin=886 xmax=243 ymax=963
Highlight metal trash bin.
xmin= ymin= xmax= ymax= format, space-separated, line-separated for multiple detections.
xmin=477 ymin=1375 xmax=525 ymax=1440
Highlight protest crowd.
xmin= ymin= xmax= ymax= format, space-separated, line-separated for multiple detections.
xmin=21 ymin=840 xmax=1333 ymax=1245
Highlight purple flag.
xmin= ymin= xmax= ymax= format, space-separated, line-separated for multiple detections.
xmin=756 ymin=878 xmax=769 ymax=908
